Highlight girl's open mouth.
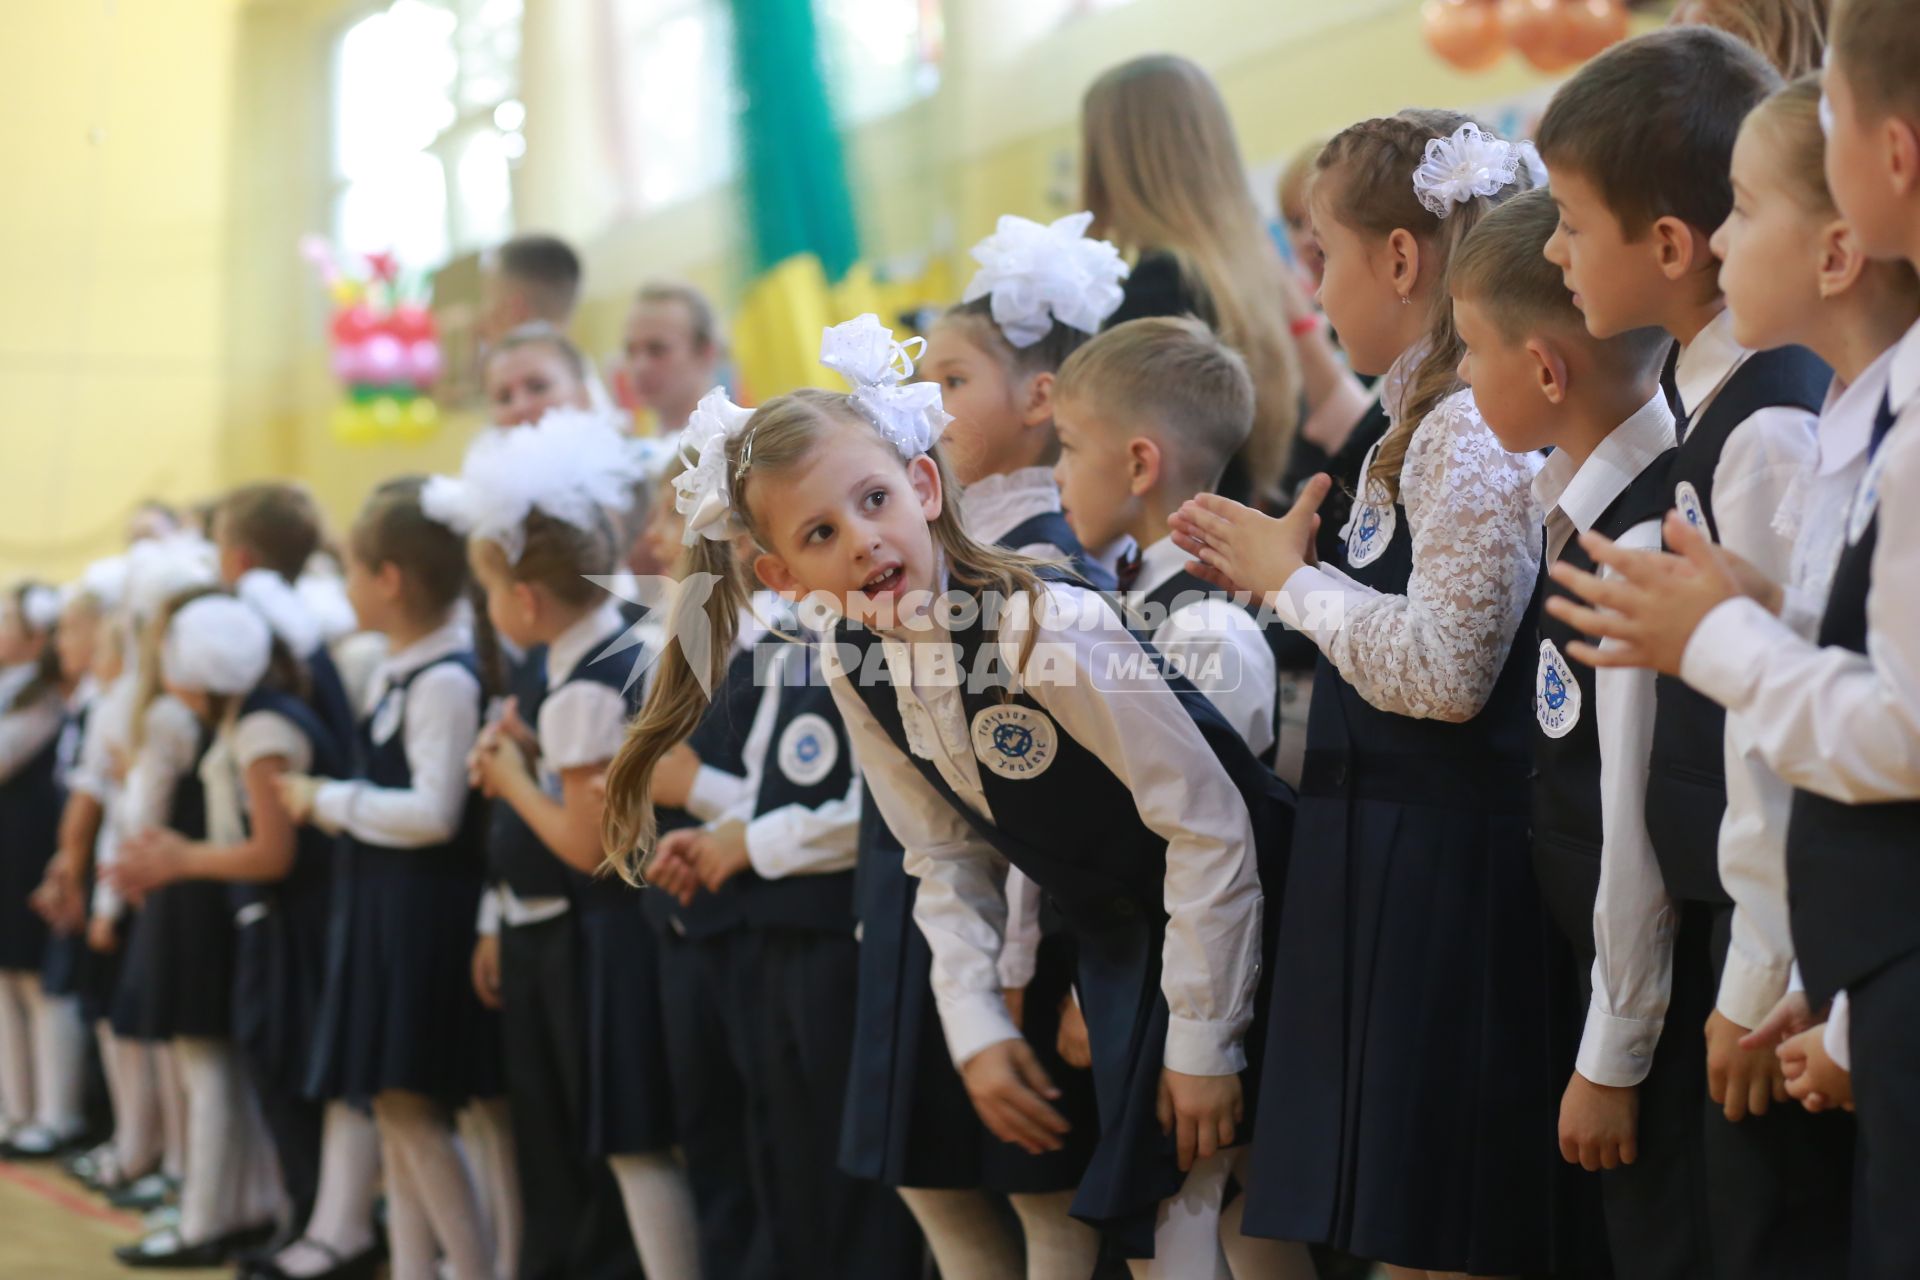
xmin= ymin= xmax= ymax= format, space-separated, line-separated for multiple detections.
xmin=861 ymin=565 xmax=904 ymax=596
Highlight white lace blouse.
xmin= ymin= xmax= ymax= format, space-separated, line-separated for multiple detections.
xmin=1274 ymin=387 xmax=1542 ymax=722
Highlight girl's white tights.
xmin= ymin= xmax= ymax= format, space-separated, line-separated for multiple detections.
xmin=1126 ymin=1149 xmax=1318 ymax=1280
xmin=1218 ymin=1150 xmax=1316 ymax=1279
xmin=896 ymin=1186 xmax=1022 ymax=1279
xmin=173 ymin=1036 xmax=265 ymax=1244
xmin=607 ymin=1151 xmax=703 ymax=1280
xmin=372 ymin=1090 xmax=492 ymax=1280
xmin=0 ymin=970 xmax=36 ymax=1131
xmin=156 ymin=1043 xmax=187 ymax=1181
xmin=456 ymin=1097 xmax=520 ymax=1280
xmin=30 ymin=989 xmax=85 ymax=1136
xmin=99 ymin=1023 xmax=160 ymax=1178
xmin=272 ymin=1102 xmax=381 ymax=1279
xmin=1010 ymin=1189 xmax=1104 ymax=1280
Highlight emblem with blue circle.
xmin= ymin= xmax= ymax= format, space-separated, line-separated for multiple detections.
xmin=1345 ymin=479 xmax=1396 ymax=568
xmin=777 ymin=712 xmax=839 ymax=786
xmin=1536 ymin=639 xmax=1582 ymax=738
xmin=1673 ymin=481 xmax=1710 ymax=539
xmin=970 ymin=704 xmax=1058 ymax=780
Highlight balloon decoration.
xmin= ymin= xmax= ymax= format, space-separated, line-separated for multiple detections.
xmin=302 ymin=236 xmax=444 ymax=445
xmin=1425 ymin=0 xmax=1629 ymax=73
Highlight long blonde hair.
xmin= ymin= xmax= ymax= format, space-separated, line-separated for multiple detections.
xmin=1316 ymin=109 xmax=1537 ymax=501
xmin=601 ymin=390 xmax=1050 ymax=880
xmin=1081 ymin=54 xmax=1303 ymax=507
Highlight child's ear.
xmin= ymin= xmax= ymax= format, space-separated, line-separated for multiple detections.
xmin=1386 ymin=228 xmax=1424 ymax=301
xmin=1652 ymin=216 xmax=1710 ymax=281
xmin=753 ymin=553 xmax=799 ymax=595
xmin=1021 ymin=371 xmax=1055 ymax=427
xmin=375 ymin=561 xmax=407 ymax=604
xmin=1817 ymin=219 xmax=1868 ymax=299
xmin=511 ymin=581 xmax=542 ymax=627
xmin=1126 ymin=437 xmax=1163 ymax=497
xmin=1525 ymin=336 xmax=1571 ymax=405
xmin=906 ymin=453 xmax=944 ymax=522
xmin=1887 ymin=115 xmax=1920 ymax=198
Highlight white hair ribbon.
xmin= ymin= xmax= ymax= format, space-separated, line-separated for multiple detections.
xmin=20 ymin=586 xmax=62 ymax=632
xmin=961 ymin=211 xmax=1131 ymax=348
xmin=236 ymin=568 xmax=322 ymax=658
xmin=63 ymin=556 xmax=129 ymax=614
xmin=674 ymin=387 xmax=756 ymax=548
xmin=819 ymin=314 xmax=952 ymax=459
xmin=1412 ymin=122 xmax=1531 ymax=219
xmin=124 ymin=534 xmax=220 ymax=626
xmin=162 ymin=595 xmax=272 ymax=696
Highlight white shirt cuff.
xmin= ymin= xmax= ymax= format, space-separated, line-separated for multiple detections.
xmin=686 ymin=765 xmax=746 ymax=824
xmin=312 ymin=780 xmax=358 ymax=837
xmin=1164 ymin=1015 xmax=1247 ymax=1078
xmin=1681 ymin=597 xmax=1784 ymax=712
xmin=1716 ymin=942 xmax=1792 ymax=1031
xmin=476 ymin=888 xmax=501 ymax=937
xmin=939 ymin=992 xmax=1024 ymax=1069
xmin=1267 ymin=564 xmax=1373 ymax=648
xmin=1575 ymin=1003 xmax=1662 ymax=1087
xmin=1824 ymin=991 xmax=1851 ymax=1073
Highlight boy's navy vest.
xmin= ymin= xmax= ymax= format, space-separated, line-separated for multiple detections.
xmin=999 ymin=511 xmax=1116 ymax=592
xmin=485 ymin=645 xmax=575 ymax=902
xmin=1135 ymin=568 xmax=1289 ymax=764
xmin=232 ymin=686 xmax=346 ymax=912
xmin=1647 ymin=345 xmax=1828 ymax=904
xmin=1530 ymin=454 xmax=1675 ymax=955
xmin=1786 ymin=396 xmax=1920 ymax=1004
xmin=832 ymin=590 xmax=1290 ymax=934
xmin=732 ymin=641 xmax=858 ymax=932
xmin=349 ymin=652 xmax=487 ymax=868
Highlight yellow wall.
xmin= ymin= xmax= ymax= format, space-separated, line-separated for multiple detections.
xmin=0 ymin=0 xmax=244 ymax=579
xmin=9 ymin=0 xmax=1641 ymax=576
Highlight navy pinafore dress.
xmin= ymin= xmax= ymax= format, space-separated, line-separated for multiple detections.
xmin=305 ymin=653 xmax=500 ymax=1102
xmin=835 ymin=587 xmax=1292 ymax=1257
xmin=38 ymin=698 xmax=89 ymax=995
xmin=0 ymin=678 xmax=62 ymax=974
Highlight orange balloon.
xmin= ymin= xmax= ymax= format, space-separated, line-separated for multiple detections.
xmin=1563 ymin=0 xmax=1629 ymax=60
xmin=1423 ymin=0 xmax=1508 ymax=72
xmin=1500 ymin=0 xmax=1578 ymax=71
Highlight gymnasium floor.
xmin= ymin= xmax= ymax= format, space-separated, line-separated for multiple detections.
xmin=0 ymin=1156 xmax=222 ymax=1280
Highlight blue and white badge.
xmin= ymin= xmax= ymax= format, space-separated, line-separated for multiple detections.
xmin=970 ymin=704 xmax=1057 ymax=780
xmin=777 ymin=712 xmax=839 ymax=786
xmin=1673 ymin=481 xmax=1710 ymax=538
xmin=1849 ymin=446 xmax=1890 ymax=545
xmin=1344 ymin=479 xmax=1397 ymax=568
xmin=1536 ymin=639 xmax=1581 ymax=739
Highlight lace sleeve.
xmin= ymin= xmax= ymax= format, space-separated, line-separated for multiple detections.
xmin=1324 ymin=392 xmax=1541 ymax=721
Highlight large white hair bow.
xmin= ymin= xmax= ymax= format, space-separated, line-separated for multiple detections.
xmin=64 ymin=556 xmax=130 ymax=614
xmin=236 ymin=568 xmax=322 ymax=658
xmin=674 ymin=387 xmax=756 ymax=547
xmin=819 ymin=314 xmax=952 ymax=459
xmin=961 ymin=212 xmax=1131 ymax=348
xmin=422 ymin=407 xmax=649 ymax=562
xmin=162 ymin=595 xmax=272 ymax=696
xmin=19 ymin=585 xmax=62 ymax=632
xmin=125 ymin=533 xmax=219 ymax=625
xmin=1412 ymin=123 xmax=1535 ymax=219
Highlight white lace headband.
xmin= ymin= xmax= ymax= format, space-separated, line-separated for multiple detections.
xmin=1412 ymin=122 xmax=1546 ymax=219
xmin=422 ymin=407 xmax=649 ymax=562
xmin=819 ymin=314 xmax=952 ymax=457
xmin=961 ymin=212 xmax=1130 ymax=348
xmin=675 ymin=387 xmax=756 ymax=547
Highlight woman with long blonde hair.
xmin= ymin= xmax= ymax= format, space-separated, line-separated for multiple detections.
xmin=1081 ymin=55 xmax=1364 ymax=509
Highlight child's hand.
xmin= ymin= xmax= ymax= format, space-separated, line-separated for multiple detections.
xmin=86 ymin=915 xmax=118 ymax=954
xmin=276 ymin=773 xmax=320 ymax=825
xmin=1705 ymin=1008 xmax=1785 ymax=1120
xmin=1740 ymin=989 xmax=1818 ymax=1054
xmin=109 ymin=829 xmax=190 ymax=899
xmin=961 ymin=1039 xmax=1069 ymax=1156
xmin=644 ymin=828 xmax=703 ymax=906
xmin=470 ymin=934 xmax=503 ymax=1010
xmin=688 ymin=823 xmax=752 ymax=892
xmin=650 ymin=744 xmax=701 ymax=811
xmin=1168 ymin=475 xmax=1332 ymax=599
xmin=1158 ymin=1069 xmax=1244 ymax=1172
xmin=1559 ymin=1072 xmax=1639 ymax=1170
xmin=1055 ymin=995 xmax=1091 ymax=1070
xmin=473 ymin=732 xmax=532 ymax=799
xmin=1780 ymin=1025 xmax=1853 ymax=1112
xmin=31 ymin=857 xmax=81 ymax=931
xmin=497 ymin=697 xmax=538 ymax=757
xmin=1545 ymin=514 xmax=1752 ymax=677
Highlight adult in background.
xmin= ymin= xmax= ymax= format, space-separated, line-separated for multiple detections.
xmin=621 ymin=282 xmax=724 ymax=439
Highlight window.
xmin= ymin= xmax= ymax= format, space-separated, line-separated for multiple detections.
xmin=609 ymin=0 xmax=942 ymax=213
xmin=331 ymin=0 xmax=525 ymax=268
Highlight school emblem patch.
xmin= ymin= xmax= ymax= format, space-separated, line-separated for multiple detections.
xmin=970 ymin=705 xmax=1058 ymax=780
xmin=777 ymin=713 xmax=838 ymax=786
xmin=1345 ymin=481 xmax=1396 ymax=568
xmin=1536 ymin=639 xmax=1581 ymax=739
xmin=1673 ymin=481 xmax=1710 ymax=539
xmin=1848 ymin=446 xmax=1890 ymax=545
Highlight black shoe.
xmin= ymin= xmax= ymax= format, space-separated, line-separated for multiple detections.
xmin=106 ymin=1171 xmax=175 ymax=1210
xmin=240 ymin=1238 xmax=382 ymax=1280
xmin=115 ymin=1220 xmax=276 ymax=1269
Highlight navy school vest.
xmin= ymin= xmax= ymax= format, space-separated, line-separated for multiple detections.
xmin=1648 ymin=344 xmax=1829 ymax=904
xmin=349 ymin=652 xmax=487 ymax=869
xmin=832 ymin=590 xmax=1291 ymax=935
xmin=232 ymin=686 xmax=347 ymax=912
xmin=1530 ymin=453 xmax=1676 ymax=956
xmin=1137 ymin=568 xmax=1287 ymax=764
xmin=1786 ymin=394 xmax=1920 ymax=1003
xmin=483 ymin=644 xmax=575 ymax=901
xmin=999 ymin=510 xmax=1117 ymax=592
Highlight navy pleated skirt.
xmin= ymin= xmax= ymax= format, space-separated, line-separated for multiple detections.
xmin=112 ymin=880 xmax=235 ymax=1041
xmin=233 ymin=885 xmax=330 ymax=1093
xmin=576 ymin=887 xmax=676 ymax=1157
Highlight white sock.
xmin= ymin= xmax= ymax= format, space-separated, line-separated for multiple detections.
xmin=173 ymin=1037 xmax=252 ymax=1244
xmin=1009 ymin=1189 xmax=1103 ymax=1280
xmin=607 ymin=1151 xmax=703 ymax=1280
xmin=1127 ymin=1150 xmax=1233 ymax=1280
xmin=103 ymin=1027 xmax=161 ymax=1178
xmin=377 ymin=1114 xmax=439 ymax=1280
xmin=30 ymin=990 xmax=85 ymax=1135
xmin=0 ymin=971 xmax=37 ymax=1129
xmin=275 ymin=1102 xmax=380 ymax=1278
xmin=374 ymin=1090 xmax=493 ymax=1280
xmin=1218 ymin=1150 xmax=1315 ymax=1280
xmin=155 ymin=1044 xmax=187 ymax=1181
xmin=897 ymin=1185 xmax=1022 ymax=1279
xmin=456 ymin=1097 xmax=519 ymax=1280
